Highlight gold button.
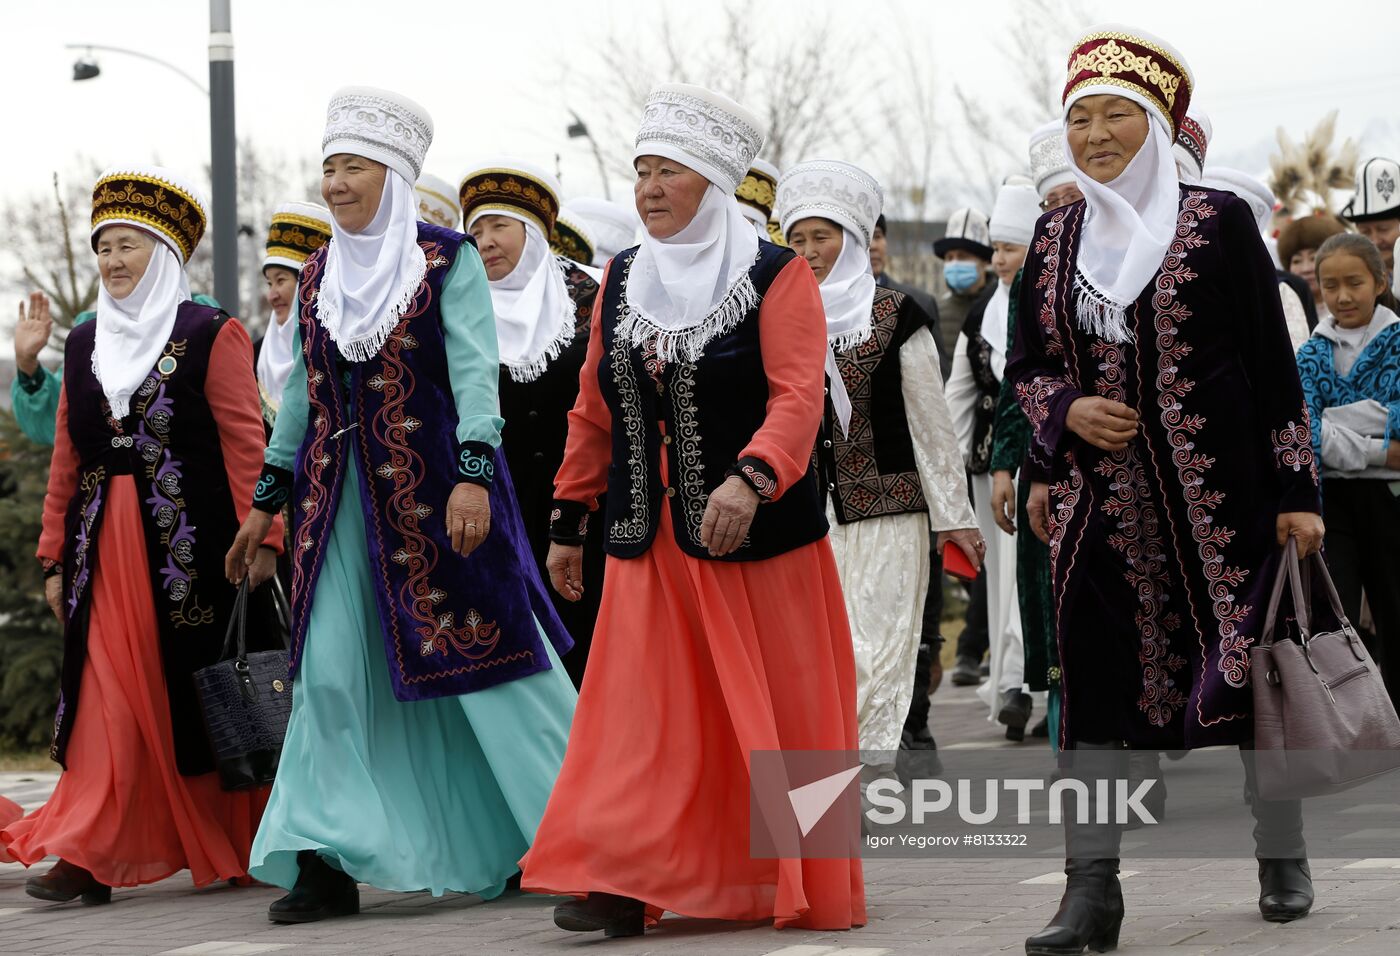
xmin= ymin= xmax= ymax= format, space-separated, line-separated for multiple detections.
xmin=662 ymin=435 xmax=673 ymax=445
xmin=272 ymin=679 xmax=285 ymax=693
xmin=665 ymin=487 xmax=676 ymax=498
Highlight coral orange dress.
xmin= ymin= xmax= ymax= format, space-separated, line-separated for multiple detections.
xmin=519 ymin=256 xmax=866 ymax=930
xmin=2 ymin=320 xmax=282 ymax=887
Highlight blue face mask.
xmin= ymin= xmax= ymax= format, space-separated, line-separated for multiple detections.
xmin=944 ymin=260 xmax=982 ymax=292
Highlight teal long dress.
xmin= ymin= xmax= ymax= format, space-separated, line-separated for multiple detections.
xmin=248 ymin=251 xmax=577 ymax=896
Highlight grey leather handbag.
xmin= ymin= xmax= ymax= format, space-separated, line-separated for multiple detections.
xmin=1250 ymin=539 xmax=1400 ymax=799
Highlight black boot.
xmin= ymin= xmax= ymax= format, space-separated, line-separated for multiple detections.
xmin=1025 ymin=858 xmax=1124 ymax=955
xmin=553 ymin=892 xmax=645 ymax=937
xmin=25 ymin=859 xmax=110 ymax=905
xmin=268 ymin=850 xmax=359 ymax=924
xmin=1258 ymin=859 xmax=1312 ymax=922
xmin=1240 ymin=746 xmax=1311 ymax=922
xmin=999 ymin=689 xmax=1032 ymax=741
xmin=1027 ymin=742 xmax=1126 ymax=955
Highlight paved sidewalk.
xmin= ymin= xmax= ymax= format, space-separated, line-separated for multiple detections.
xmin=3 ymin=681 xmax=1399 ymax=955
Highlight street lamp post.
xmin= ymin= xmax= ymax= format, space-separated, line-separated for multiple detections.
xmin=567 ymin=111 xmax=612 ymax=201
xmin=208 ymin=0 xmax=238 ymax=316
xmin=66 ymin=0 xmax=239 ymax=315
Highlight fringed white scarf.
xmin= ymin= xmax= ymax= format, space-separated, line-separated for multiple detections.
xmin=93 ymin=237 xmax=190 ymax=419
xmin=486 ymin=218 xmax=576 ymax=383
xmin=316 ymin=170 xmax=426 ymax=363
xmin=1063 ymin=90 xmax=1180 ymax=345
xmin=619 ymin=184 xmax=760 ymax=362
xmin=820 ymin=227 xmax=877 ymax=438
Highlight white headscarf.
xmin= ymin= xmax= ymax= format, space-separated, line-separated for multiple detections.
xmin=480 ymin=216 xmax=576 ymax=382
xmin=619 ymin=182 xmax=760 ymax=361
xmin=315 ymin=169 xmax=427 ymax=362
xmin=981 ymin=281 xmax=1012 ymax=380
xmin=92 ymin=231 xmax=191 ymax=419
xmin=1064 ymin=89 xmax=1180 ymax=344
xmin=256 ymin=302 xmax=298 ymax=408
xmin=816 ymin=225 xmax=877 ymax=438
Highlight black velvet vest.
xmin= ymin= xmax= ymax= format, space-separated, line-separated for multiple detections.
xmin=56 ymin=303 xmax=254 ymax=775
xmin=596 ymin=242 xmax=828 ymax=561
xmin=817 ymin=286 xmax=930 ymax=523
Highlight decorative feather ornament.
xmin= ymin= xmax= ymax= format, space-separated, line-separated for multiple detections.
xmin=1268 ymin=111 xmax=1358 ymax=215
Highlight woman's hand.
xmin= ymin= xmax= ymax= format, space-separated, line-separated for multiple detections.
xmin=937 ymin=527 xmax=986 ymax=573
xmin=447 ymin=483 xmax=491 ymax=556
xmin=45 ymin=575 xmax=63 ymax=625
xmin=226 ymin=510 xmax=274 ymax=584
xmin=1277 ymin=511 xmax=1325 ymax=558
xmin=547 ymin=543 xmax=585 ymax=601
xmin=248 ymin=546 xmax=278 ymax=589
xmin=15 ymin=292 xmax=53 ymax=376
xmin=1066 ymin=396 xmax=1139 ymax=452
xmin=701 ymin=476 xmax=760 ymax=557
xmin=1026 ymin=481 xmax=1051 ymax=545
xmin=991 ymin=469 xmax=1017 ymax=535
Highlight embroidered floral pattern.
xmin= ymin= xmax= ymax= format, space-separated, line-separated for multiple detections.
xmin=1272 ymin=413 xmax=1318 ymax=485
xmin=1152 ymin=192 xmax=1254 ymax=690
xmin=607 ymin=255 xmax=652 ymax=547
xmin=65 ymin=470 xmax=105 ymax=617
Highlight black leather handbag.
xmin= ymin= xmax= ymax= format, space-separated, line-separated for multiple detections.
xmin=193 ymin=576 xmax=293 ymax=791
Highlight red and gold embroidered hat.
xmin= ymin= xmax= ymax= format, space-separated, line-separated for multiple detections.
xmin=459 ymin=159 xmax=561 ymax=237
xmin=90 ymin=165 xmax=208 ymax=264
xmin=549 ymin=213 xmax=595 ymax=265
xmin=1062 ymin=24 xmax=1193 ymax=136
xmin=263 ymin=201 xmax=332 ymax=274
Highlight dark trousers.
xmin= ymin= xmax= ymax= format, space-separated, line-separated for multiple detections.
xmin=905 ymin=533 xmax=944 ymax=739
xmin=1321 ymin=477 xmax=1400 ymax=711
xmin=957 ymin=570 xmax=990 ymax=662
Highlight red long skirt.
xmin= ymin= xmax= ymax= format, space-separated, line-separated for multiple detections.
xmin=2 ymin=477 xmax=267 ymax=886
xmin=520 ymin=503 xmax=865 ymax=930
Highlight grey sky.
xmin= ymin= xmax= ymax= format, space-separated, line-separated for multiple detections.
xmin=3 ymin=0 xmax=1397 ymax=217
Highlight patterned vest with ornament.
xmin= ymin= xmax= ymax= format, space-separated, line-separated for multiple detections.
xmin=289 ymin=222 xmax=570 ymax=701
xmin=56 ymin=304 xmax=263 ymax=776
xmin=595 ymin=242 xmax=828 ymax=561
xmin=816 ymin=286 xmax=929 ymax=524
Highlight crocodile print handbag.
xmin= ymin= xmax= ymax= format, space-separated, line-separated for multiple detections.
xmin=193 ymin=576 xmax=292 ymax=791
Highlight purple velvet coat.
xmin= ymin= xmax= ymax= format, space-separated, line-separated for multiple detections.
xmin=1006 ymin=187 xmax=1322 ymax=750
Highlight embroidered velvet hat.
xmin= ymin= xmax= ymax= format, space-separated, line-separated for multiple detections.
xmin=1028 ymin=120 xmax=1075 ymax=200
xmin=633 ymin=83 xmax=766 ymax=193
xmin=1174 ymin=109 xmax=1212 ymax=182
xmin=414 ymin=173 xmax=460 ymax=230
xmin=1063 ymin=25 xmax=1194 ymax=136
xmin=1342 ymin=157 xmax=1400 ymax=222
xmin=262 ymin=200 xmax=332 ymax=273
xmin=933 ymin=207 xmax=993 ymax=261
xmin=736 ymin=158 xmax=780 ymax=231
xmin=550 ymin=212 xmax=595 ymax=265
xmin=90 ymin=164 xmax=208 ymax=264
xmin=776 ymin=160 xmax=884 ymax=247
xmin=322 ymin=86 xmax=434 ymax=183
xmin=459 ymin=159 xmax=562 ymax=236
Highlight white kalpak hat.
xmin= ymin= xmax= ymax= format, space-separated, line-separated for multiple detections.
xmin=565 ymin=197 xmax=640 ymax=264
xmin=1174 ymin=108 xmax=1212 ymax=184
xmin=775 ymin=160 xmax=883 ymax=246
xmin=262 ymin=200 xmax=332 ymax=273
xmin=1200 ymin=167 xmax=1276 ymax=232
xmin=989 ymin=183 xmax=1041 ymax=247
xmin=1028 ymin=120 xmax=1075 ymax=200
xmin=633 ymin=83 xmax=766 ymax=194
xmin=933 ymin=207 xmax=993 ymax=261
xmin=415 ymin=173 xmax=460 ymax=230
xmin=322 ymin=86 xmax=434 ymax=183
xmin=1343 ymin=157 xmax=1400 ymax=222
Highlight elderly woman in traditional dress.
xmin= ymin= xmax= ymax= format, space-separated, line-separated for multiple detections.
xmin=255 ymin=202 xmax=332 ymax=431
xmin=520 ymin=83 xmax=864 ymax=937
xmin=225 ymin=87 xmax=576 ymax=924
xmin=2 ymin=166 xmax=282 ymax=902
xmin=1008 ymin=26 xmax=1324 ymax=954
xmin=776 ymin=159 xmax=980 ymax=779
xmin=461 ymin=161 xmax=604 ymax=686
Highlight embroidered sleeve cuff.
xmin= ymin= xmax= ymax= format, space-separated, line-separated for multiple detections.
xmin=17 ymin=367 xmax=47 ymax=395
xmin=549 ymin=499 xmax=590 ymax=545
xmin=727 ymin=456 xmax=779 ymax=502
xmin=252 ymin=463 xmax=293 ymax=514
xmin=456 ymin=441 xmax=496 ymax=488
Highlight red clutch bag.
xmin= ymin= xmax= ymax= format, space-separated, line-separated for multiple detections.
xmin=942 ymin=540 xmax=979 ymax=581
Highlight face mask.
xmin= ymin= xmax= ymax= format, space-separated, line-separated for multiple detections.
xmin=944 ymin=260 xmax=982 ymax=292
